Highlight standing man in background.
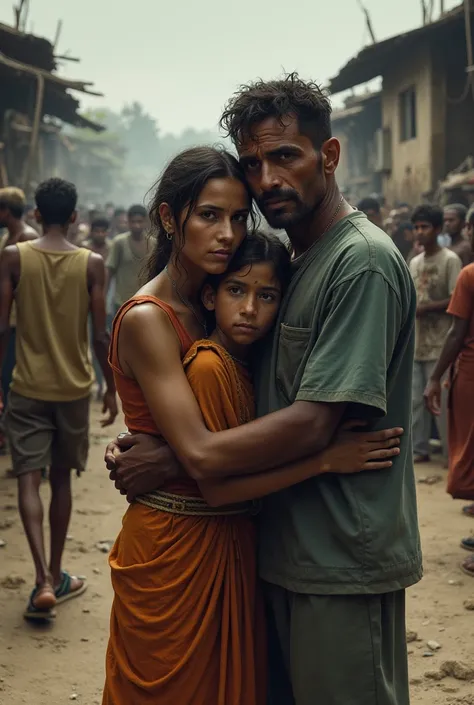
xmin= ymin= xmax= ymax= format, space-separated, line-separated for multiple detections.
xmin=410 ymin=205 xmax=462 ymax=463
xmin=444 ymin=204 xmax=471 ymax=267
xmin=106 ymin=204 xmax=149 ymax=316
xmin=0 ymin=178 xmax=117 ymax=620
xmin=0 ymin=188 xmax=38 ymax=453
xmin=82 ymin=216 xmax=112 ymax=399
xmin=357 ymin=196 xmax=384 ymax=228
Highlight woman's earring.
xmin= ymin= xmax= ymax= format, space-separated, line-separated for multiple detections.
xmin=166 ymin=230 xmax=173 ymax=241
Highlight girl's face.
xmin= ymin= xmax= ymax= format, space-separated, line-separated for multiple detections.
xmin=203 ymin=261 xmax=283 ymax=352
xmin=161 ymin=177 xmax=250 ymax=275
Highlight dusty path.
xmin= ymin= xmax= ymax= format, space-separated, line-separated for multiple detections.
xmin=0 ymin=401 xmax=473 ymax=704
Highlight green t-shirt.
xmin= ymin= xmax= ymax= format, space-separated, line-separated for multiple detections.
xmin=256 ymin=212 xmax=422 ymax=595
xmin=106 ymin=232 xmax=149 ymax=308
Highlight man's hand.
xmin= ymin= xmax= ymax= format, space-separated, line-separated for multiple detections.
xmin=424 ymin=379 xmax=442 ymax=416
xmin=101 ymin=389 xmax=118 ymax=427
xmin=104 ymin=432 xmax=182 ymax=502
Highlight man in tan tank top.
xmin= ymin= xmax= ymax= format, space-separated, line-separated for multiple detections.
xmin=0 ymin=178 xmax=118 ymax=621
xmin=0 ymin=188 xmax=38 ymax=453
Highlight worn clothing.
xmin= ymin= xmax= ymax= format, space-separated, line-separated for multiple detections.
xmin=412 ymin=360 xmax=447 ymax=457
xmin=105 ymin=232 xmax=149 ymax=309
xmin=6 ymin=390 xmax=89 ymax=475
xmin=11 ymin=242 xmax=93 ymax=402
xmin=410 ymin=248 xmax=462 ymax=361
xmin=445 ymin=264 xmax=474 ymax=499
xmin=265 ymin=583 xmax=409 ymax=705
xmin=256 ymin=212 xmax=422 ymax=595
xmin=103 ymin=298 xmax=266 ymax=705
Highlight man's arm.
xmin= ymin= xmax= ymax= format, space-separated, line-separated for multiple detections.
xmin=87 ymin=252 xmax=117 ymax=425
xmin=105 ymin=239 xmax=118 ymax=295
xmin=0 ymin=247 xmax=19 ymax=410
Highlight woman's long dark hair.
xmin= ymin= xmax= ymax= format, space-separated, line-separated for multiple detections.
xmin=146 ymin=146 xmax=254 ymax=281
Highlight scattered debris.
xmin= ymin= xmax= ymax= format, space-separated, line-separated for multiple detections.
xmin=70 ymin=695 xmax=78 ymax=701
xmin=418 ymin=475 xmax=443 ymax=485
xmin=0 ymin=575 xmax=25 ymax=589
xmin=448 ymin=579 xmax=463 ymax=586
xmin=464 ymin=599 xmax=474 ymax=611
xmin=0 ymin=540 xmax=6 ymax=548
xmin=423 ymin=651 xmax=435 ymax=657
xmin=426 ymin=661 xmax=474 ymax=682
xmin=80 ymin=637 xmax=89 ymax=643
xmin=440 ymin=661 xmax=474 ymax=681
xmin=95 ymin=541 xmax=113 ymax=553
xmin=422 ymin=620 xmax=431 ymax=626
xmin=425 ymin=669 xmax=444 ymax=681
xmin=0 ymin=519 xmax=14 ymax=530
xmin=66 ymin=534 xmax=74 ymax=541
xmin=406 ymin=630 xmax=419 ymax=643
xmin=92 ymin=568 xmax=101 ymax=575
xmin=82 ymin=608 xmax=90 ymax=614
xmin=427 ymin=640 xmax=441 ymax=651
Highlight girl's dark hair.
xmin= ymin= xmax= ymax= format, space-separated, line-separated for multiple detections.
xmin=207 ymin=230 xmax=292 ymax=294
xmin=146 ymin=146 xmax=254 ymax=281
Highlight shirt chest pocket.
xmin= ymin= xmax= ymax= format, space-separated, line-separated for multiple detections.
xmin=276 ymin=324 xmax=312 ymax=403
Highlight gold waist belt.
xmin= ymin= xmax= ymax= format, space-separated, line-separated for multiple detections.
xmin=135 ymin=490 xmax=260 ymax=517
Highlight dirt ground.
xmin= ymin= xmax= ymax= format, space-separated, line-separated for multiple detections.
xmin=0 ymin=401 xmax=473 ymax=705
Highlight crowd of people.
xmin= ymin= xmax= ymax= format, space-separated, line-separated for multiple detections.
xmin=0 ymin=72 xmax=472 ymax=705
xmin=357 ymin=196 xmax=474 ymax=579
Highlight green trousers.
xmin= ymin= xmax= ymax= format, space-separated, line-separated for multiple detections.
xmin=265 ymin=583 xmax=410 ymax=705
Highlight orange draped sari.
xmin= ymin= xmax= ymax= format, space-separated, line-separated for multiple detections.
xmin=103 ymin=296 xmax=266 ymax=705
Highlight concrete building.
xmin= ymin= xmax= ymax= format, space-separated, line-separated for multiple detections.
xmin=328 ymin=4 xmax=474 ymax=206
xmin=331 ymin=91 xmax=382 ymax=205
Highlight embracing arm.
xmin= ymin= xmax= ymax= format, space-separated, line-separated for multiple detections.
xmin=121 ymin=304 xmax=347 ymax=481
xmin=199 ymin=426 xmax=400 ymax=506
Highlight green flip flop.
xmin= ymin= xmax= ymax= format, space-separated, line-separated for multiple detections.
xmin=24 ymin=587 xmax=56 ymax=621
xmin=54 ymin=571 xmax=88 ymax=605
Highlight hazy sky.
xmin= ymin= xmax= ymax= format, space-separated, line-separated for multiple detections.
xmin=0 ymin=0 xmax=460 ymax=135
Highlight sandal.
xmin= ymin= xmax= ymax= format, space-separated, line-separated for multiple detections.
xmin=24 ymin=585 xmax=56 ymax=621
xmin=460 ymin=554 xmax=474 ymax=577
xmin=54 ymin=571 xmax=87 ymax=605
xmin=460 ymin=537 xmax=474 ymax=552
xmin=462 ymin=504 xmax=474 ymax=517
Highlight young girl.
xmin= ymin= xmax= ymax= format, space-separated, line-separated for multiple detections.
xmin=103 ymin=147 xmax=401 ymax=705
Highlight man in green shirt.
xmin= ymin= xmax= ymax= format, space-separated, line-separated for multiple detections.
xmin=105 ymin=204 xmax=149 ymax=315
xmin=106 ymin=75 xmax=421 ymax=704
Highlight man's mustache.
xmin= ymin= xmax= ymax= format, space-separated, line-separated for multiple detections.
xmin=257 ymin=189 xmax=301 ymax=206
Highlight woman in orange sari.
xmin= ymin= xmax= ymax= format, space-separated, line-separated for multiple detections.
xmin=103 ymin=147 xmax=402 ymax=705
xmin=425 ymin=206 xmax=474 ymax=576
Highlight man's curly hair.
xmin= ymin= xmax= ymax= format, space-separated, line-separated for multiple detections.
xmin=220 ymin=72 xmax=332 ymax=149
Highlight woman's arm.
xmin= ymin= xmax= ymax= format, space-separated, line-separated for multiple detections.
xmin=121 ymin=304 xmax=401 ymax=480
